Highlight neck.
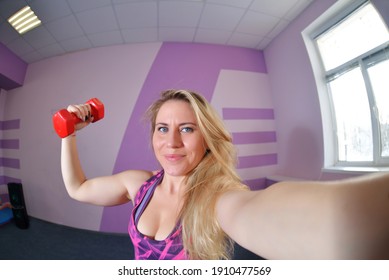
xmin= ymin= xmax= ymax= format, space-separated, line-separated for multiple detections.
xmin=160 ymin=174 xmax=187 ymax=195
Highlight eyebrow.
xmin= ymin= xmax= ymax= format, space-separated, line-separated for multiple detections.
xmin=155 ymin=122 xmax=197 ymax=126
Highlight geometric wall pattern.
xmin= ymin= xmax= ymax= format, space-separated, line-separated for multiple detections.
xmin=0 ymin=119 xmax=21 ymax=187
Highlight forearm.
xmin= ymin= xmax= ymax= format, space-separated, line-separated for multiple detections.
xmin=61 ymin=135 xmax=87 ymax=198
xmin=259 ymin=174 xmax=389 ymax=259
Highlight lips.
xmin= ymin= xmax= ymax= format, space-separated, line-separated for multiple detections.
xmin=164 ymin=154 xmax=185 ymax=162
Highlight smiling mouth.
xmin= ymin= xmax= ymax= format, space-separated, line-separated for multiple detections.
xmin=164 ymin=154 xmax=184 ymax=161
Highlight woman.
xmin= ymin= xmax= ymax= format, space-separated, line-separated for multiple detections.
xmin=61 ymin=89 xmax=389 ymax=260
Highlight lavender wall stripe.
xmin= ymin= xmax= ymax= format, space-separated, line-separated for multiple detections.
xmin=223 ymin=108 xmax=274 ymax=120
xmin=0 ymin=157 xmax=20 ymax=169
xmin=237 ymin=153 xmax=278 ymax=168
xmin=232 ymin=131 xmax=276 ymax=144
xmin=0 ymin=139 xmax=19 ymax=149
xmin=0 ymin=176 xmax=21 ymax=185
xmin=243 ymin=177 xmax=267 ymax=191
xmin=0 ymin=119 xmax=20 ymax=130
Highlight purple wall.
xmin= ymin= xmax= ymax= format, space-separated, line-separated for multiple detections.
xmin=1 ymin=0 xmax=366 ymax=234
xmin=2 ymin=42 xmax=274 ymax=233
xmin=371 ymin=0 xmax=389 ymax=27
xmin=264 ymin=0 xmax=379 ymax=181
xmin=224 ymin=107 xmax=277 ymax=189
xmin=0 ymin=43 xmax=27 ymax=90
xmin=264 ymin=0 xmax=337 ymax=180
xmin=3 ymin=0 xmax=377 ymax=233
xmin=0 ymin=119 xmax=21 ymax=192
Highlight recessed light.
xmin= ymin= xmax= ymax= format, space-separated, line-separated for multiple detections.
xmin=8 ymin=6 xmax=41 ymax=35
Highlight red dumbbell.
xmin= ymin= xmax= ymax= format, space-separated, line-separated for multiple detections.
xmin=52 ymin=98 xmax=104 ymax=138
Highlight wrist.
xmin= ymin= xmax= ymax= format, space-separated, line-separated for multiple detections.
xmin=63 ymin=132 xmax=76 ymax=139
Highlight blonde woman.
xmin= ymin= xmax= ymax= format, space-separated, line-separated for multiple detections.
xmin=61 ymin=89 xmax=389 ymax=259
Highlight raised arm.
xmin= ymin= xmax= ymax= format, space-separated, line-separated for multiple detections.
xmin=217 ymin=172 xmax=389 ymax=259
xmin=60 ymin=103 xmax=152 ymax=206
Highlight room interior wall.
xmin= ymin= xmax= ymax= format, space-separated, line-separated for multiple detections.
xmin=3 ymin=0 xmax=381 ymax=233
xmin=0 ymin=43 xmax=27 ymax=90
xmin=0 ymin=90 xmax=5 ymax=197
xmin=3 ymin=42 xmax=275 ymax=232
xmin=371 ymin=0 xmax=389 ymax=28
xmin=264 ymin=0 xmax=337 ymax=180
xmin=264 ymin=0 xmax=387 ymax=181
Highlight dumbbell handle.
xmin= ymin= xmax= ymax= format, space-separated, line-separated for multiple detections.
xmin=53 ymin=98 xmax=104 ymax=138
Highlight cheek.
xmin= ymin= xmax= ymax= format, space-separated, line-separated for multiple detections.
xmin=152 ymin=134 xmax=160 ymax=150
xmin=186 ymin=138 xmax=206 ymax=155
xmin=152 ymin=134 xmax=168 ymax=153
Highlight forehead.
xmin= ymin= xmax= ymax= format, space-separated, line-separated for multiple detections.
xmin=156 ymin=100 xmax=196 ymax=122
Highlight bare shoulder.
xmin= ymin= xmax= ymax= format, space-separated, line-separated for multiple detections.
xmin=115 ymin=169 xmax=154 ymax=201
xmin=217 ymin=190 xmax=254 ymax=210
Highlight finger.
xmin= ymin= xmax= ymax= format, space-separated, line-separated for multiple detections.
xmin=79 ymin=105 xmax=87 ymax=121
xmin=67 ymin=104 xmax=88 ymax=121
xmin=67 ymin=105 xmax=82 ymax=120
xmin=84 ymin=104 xmax=92 ymax=122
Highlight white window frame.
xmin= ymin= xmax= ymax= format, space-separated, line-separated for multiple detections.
xmin=303 ymin=0 xmax=389 ymax=173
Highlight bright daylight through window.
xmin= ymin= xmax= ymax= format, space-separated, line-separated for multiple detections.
xmin=314 ymin=1 xmax=389 ymax=168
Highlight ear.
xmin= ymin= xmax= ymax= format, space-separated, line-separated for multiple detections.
xmin=203 ymin=140 xmax=210 ymax=154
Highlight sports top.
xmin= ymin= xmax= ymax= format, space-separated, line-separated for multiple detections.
xmin=128 ymin=170 xmax=187 ymax=260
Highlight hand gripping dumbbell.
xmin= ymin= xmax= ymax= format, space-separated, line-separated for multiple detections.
xmin=52 ymin=98 xmax=104 ymax=138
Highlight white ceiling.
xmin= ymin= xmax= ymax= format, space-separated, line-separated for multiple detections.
xmin=0 ymin=0 xmax=315 ymax=64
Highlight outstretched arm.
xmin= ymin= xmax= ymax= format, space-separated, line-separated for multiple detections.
xmin=217 ymin=172 xmax=389 ymax=259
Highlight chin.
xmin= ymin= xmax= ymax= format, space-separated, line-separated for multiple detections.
xmin=164 ymin=169 xmax=186 ymax=177
xmin=163 ymin=166 xmax=191 ymax=177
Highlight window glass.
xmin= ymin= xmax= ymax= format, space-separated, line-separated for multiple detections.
xmin=317 ymin=3 xmax=389 ymax=71
xmin=368 ymin=58 xmax=389 ymax=157
xmin=311 ymin=1 xmax=389 ymax=167
xmin=328 ymin=67 xmax=373 ymax=161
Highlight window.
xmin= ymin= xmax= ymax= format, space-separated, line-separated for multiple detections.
xmin=305 ymin=0 xmax=389 ymax=170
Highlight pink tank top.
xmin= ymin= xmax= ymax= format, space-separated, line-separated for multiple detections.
xmin=128 ymin=170 xmax=187 ymax=260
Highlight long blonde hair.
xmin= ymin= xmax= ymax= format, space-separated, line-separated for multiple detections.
xmin=145 ymin=89 xmax=248 ymax=259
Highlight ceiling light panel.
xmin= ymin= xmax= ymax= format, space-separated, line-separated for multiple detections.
xmin=8 ymin=6 xmax=42 ymax=34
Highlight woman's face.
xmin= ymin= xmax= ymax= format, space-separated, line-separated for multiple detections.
xmin=152 ymin=100 xmax=208 ymax=177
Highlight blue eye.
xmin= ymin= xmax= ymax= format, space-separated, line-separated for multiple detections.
xmin=181 ymin=127 xmax=193 ymax=133
xmin=157 ymin=126 xmax=168 ymax=133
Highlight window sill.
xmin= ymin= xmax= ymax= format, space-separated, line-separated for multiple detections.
xmin=266 ymin=166 xmax=389 ymax=186
xmin=322 ymin=165 xmax=389 ymax=175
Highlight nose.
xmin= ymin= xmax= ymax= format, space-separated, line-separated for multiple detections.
xmin=167 ymin=130 xmax=183 ymax=148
